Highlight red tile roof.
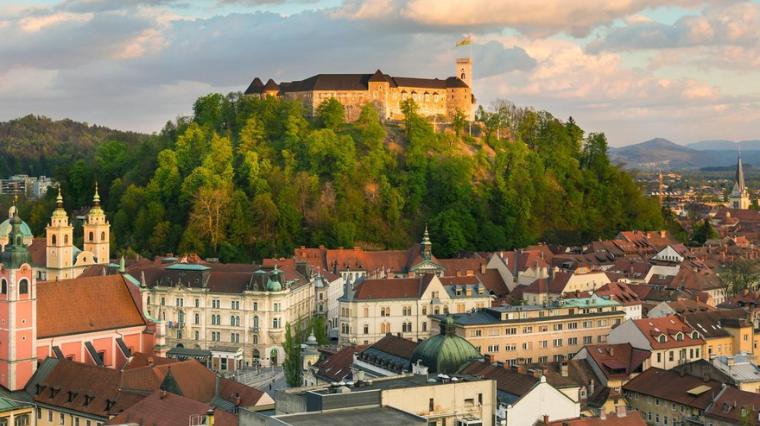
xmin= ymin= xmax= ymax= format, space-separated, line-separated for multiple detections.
xmin=547 ymin=411 xmax=646 ymax=425
xmin=314 ymin=345 xmax=365 ymax=382
xmin=631 ymin=316 xmax=704 ymax=350
xmin=363 ymin=334 xmax=419 ymax=359
xmin=705 ymin=386 xmax=760 ymax=425
xmin=623 ymin=368 xmax=722 ymax=410
xmin=106 ymin=390 xmax=238 ymax=426
xmin=459 ymin=361 xmax=538 ymax=397
xmin=37 ymin=274 xmax=146 ymax=338
xmin=583 ymin=343 xmax=650 ymax=381
xmin=595 ymin=282 xmax=642 ymax=306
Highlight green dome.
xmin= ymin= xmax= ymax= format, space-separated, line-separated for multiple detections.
xmin=411 ymin=316 xmax=481 ymax=374
xmin=0 ymin=214 xmax=32 ymax=241
xmin=1 ymin=212 xmax=32 ymax=269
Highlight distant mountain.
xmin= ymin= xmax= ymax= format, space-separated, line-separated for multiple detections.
xmin=0 ymin=114 xmax=147 ymax=177
xmin=610 ymin=138 xmax=760 ymax=170
xmin=686 ymin=139 xmax=760 ymax=151
xmin=609 ymin=138 xmax=703 ymax=170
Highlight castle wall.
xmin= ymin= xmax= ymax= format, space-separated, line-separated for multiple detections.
xmin=276 ymin=83 xmax=472 ymax=122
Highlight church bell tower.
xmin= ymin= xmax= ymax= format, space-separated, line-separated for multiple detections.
xmin=83 ymin=183 xmax=110 ymax=264
xmin=0 ymin=210 xmax=37 ymax=391
xmin=729 ymin=154 xmax=751 ymax=210
xmin=46 ymin=187 xmax=74 ymax=280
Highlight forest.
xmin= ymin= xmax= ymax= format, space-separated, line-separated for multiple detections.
xmin=6 ymin=93 xmax=664 ymax=261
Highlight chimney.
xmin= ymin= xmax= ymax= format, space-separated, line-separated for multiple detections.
xmin=207 ymin=408 xmax=215 ymax=426
xmin=542 ymin=415 xmax=549 ymax=425
xmin=600 ymin=410 xmax=607 ymax=420
xmin=148 ymin=357 xmax=154 ymax=367
xmin=481 ymin=263 xmax=486 ymax=274
xmin=608 ymin=346 xmax=614 ymax=357
xmin=484 ymin=354 xmax=493 ymax=364
xmin=588 ymin=379 xmax=594 ymax=395
xmin=616 ymin=404 xmax=627 ymax=417
xmin=160 ymin=389 xmax=167 ymax=399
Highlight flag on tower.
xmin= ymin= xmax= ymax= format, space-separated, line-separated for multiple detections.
xmin=456 ymin=35 xmax=472 ymax=47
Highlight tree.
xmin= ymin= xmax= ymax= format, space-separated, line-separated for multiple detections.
xmin=310 ymin=316 xmax=328 ymax=345
xmin=316 ymin=98 xmax=345 ymax=130
xmin=720 ymin=258 xmax=760 ymax=296
xmin=451 ymin=109 xmax=466 ymax=139
xmin=691 ymin=219 xmax=718 ymax=245
xmin=283 ymin=322 xmax=303 ymax=388
xmin=188 ymin=186 xmax=232 ymax=255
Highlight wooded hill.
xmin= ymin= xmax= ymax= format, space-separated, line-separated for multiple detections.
xmin=9 ymin=94 xmax=664 ymax=261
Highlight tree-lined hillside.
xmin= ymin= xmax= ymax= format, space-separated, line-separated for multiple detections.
xmin=0 ymin=115 xmax=147 ymax=177
xmin=11 ymin=94 xmax=664 ymax=261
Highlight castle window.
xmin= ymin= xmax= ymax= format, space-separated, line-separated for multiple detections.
xmin=64 ymin=235 xmax=68 ymax=244
xmin=433 ymin=92 xmax=440 ymax=102
xmin=89 ymin=231 xmax=94 ymax=242
xmin=1 ymin=279 xmax=6 ymax=294
xmin=101 ymin=231 xmax=106 ymax=241
xmin=424 ymin=92 xmax=430 ymax=102
xmin=52 ymin=235 xmax=57 ymax=245
xmin=19 ymin=279 xmax=28 ymax=295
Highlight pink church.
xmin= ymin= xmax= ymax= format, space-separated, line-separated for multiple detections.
xmin=0 ymin=211 xmax=156 ymax=391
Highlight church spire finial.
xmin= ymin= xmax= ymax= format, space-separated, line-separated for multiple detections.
xmin=93 ymin=182 xmax=101 ymax=207
xmin=56 ymin=186 xmax=63 ymax=208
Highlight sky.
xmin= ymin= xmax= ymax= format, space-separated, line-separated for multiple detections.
xmin=1 ymin=0 xmax=759 ymax=146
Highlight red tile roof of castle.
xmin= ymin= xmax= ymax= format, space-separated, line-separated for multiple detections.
xmin=36 ymin=274 xmax=146 ymax=338
xmin=107 ymin=390 xmax=238 ymax=426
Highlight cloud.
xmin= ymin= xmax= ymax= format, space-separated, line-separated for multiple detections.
xmin=0 ymin=0 xmax=758 ymax=146
xmin=19 ymin=11 xmax=94 ymax=32
xmin=338 ymin=0 xmax=721 ymax=37
xmin=589 ymin=2 xmax=760 ymax=51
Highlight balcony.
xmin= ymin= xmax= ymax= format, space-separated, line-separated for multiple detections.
xmin=250 ymin=326 xmax=260 ymax=333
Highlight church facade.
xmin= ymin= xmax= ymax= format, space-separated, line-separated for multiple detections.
xmin=729 ymin=154 xmax=751 ymax=210
xmin=245 ymin=57 xmax=475 ymax=122
xmin=0 ymin=211 xmax=154 ymax=391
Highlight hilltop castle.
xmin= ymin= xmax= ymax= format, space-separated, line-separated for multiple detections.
xmin=245 ymin=57 xmax=475 ymax=122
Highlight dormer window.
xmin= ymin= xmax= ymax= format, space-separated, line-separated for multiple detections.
xmin=658 ymin=335 xmax=667 ymax=343
xmin=675 ymin=332 xmax=684 ymax=341
xmin=691 ymin=331 xmax=699 ymax=339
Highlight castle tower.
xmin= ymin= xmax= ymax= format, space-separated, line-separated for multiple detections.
xmin=729 ymin=154 xmax=751 ymax=210
xmin=456 ymin=57 xmax=472 ymax=89
xmin=46 ymin=187 xmax=74 ymax=280
xmin=83 ymin=183 xmax=110 ymax=264
xmin=0 ymin=210 xmax=37 ymax=391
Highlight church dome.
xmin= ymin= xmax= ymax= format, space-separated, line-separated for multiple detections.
xmin=0 ymin=206 xmax=33 ymax=240
xmin=266 ymin=277 xmax=282 ymax=292
xmin=411 ymin=316 xmax=481 ymax=374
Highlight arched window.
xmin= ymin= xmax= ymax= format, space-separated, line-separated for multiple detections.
xmin=64 ymin=235 xmax=68 ymax=244
xmin=52 ymin=235 xmax=57 ymax=245
xmin=424 ymin=92 xmax=430 ymax=102
xmin=433 ymin=92 xmax=440 ymax=102
xmin=89 ymin=232 xmax=94 ymax=242
xmin=101 ymin=231 xmax=106 ymax=241
xmin=1 ymin=279 xmax=7 ymax=294
xmin=253 ymin=315 xmax=259 ymax=328
xmin=19 ymin=279 xmax=29 ymax=295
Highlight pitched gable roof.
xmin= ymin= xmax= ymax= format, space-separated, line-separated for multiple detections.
xmin=37 ymin=274 xmax=146 ymax=338
xmin=583 ymin=343 xmax=650 ymax=380
xmin=106 ymin=390 xmax=239 ymax=426
xmin=623 ymin=368 xmax=721 ymax=410
xmin=632 ymin=316 xmax=704 ymax=350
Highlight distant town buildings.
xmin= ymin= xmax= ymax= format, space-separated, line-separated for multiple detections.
xmin=0 ymin=174 xmax=56 ymax=199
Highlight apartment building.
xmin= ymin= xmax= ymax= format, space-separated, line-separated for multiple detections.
xmin=338 ymin=274 xmax=492 ymax=345
xmin=136 ymin=261 xmax=316 ymax=369
xmin=436 ymin=296 xmax=626 ymax=365
xmin=607 ymin=315 xmax=705 ymax=369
